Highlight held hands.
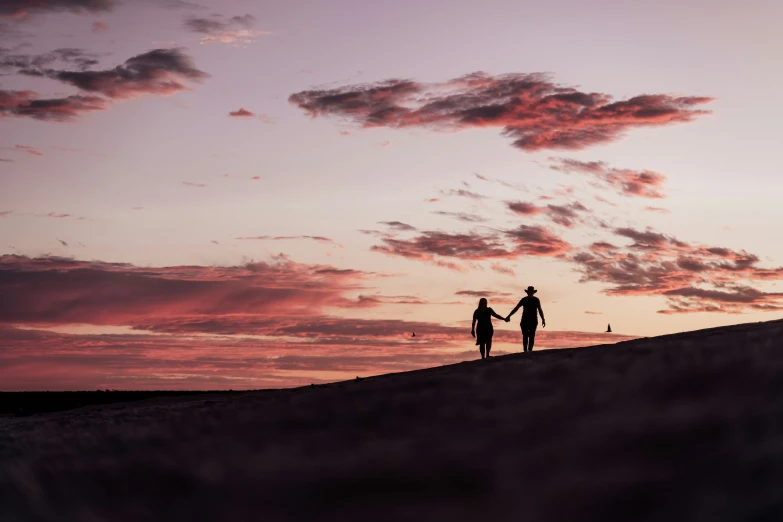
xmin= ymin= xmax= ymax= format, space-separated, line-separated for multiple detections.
xmin=504 ymin=316 xmax=510 ymax=322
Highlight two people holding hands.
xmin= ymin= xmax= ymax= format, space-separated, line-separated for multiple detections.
xmin=471 ymin=286 xmax=546 ymax=359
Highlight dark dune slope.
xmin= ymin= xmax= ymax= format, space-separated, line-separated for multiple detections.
xmin=2 ymin=319 xmax=783 ymax=522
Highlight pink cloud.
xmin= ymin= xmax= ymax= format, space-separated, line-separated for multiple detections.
xmin=0 ymin=323 xmax=636 ymax=390
xmin=506 ymin=200 xmax=591 ymax=228
xmin=570 ymin=227 xmax=783 ymax=313
xmin=0 ymin=254 xmax=375 ymax=328
xmin=371 ymin=225 xmax=570 ymax=270
xmin=551 ymin=158 xmax=668 ymax=199
xmin=290 ymin=72 xmax=713 ymax=152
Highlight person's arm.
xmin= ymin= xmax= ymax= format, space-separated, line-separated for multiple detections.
xmin=538 ymin=302 xmax=546 ymax=327
xmin=490 ymin=308 xmax=505 ymax=321
xmin=506 ymin=300 xmax=522 ymax=321
xmin=471 ymin=314 xmax=477 ymax=337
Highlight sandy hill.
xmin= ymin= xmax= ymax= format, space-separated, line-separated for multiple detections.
xmin=2 ymin=319 xmax=783 ymax=522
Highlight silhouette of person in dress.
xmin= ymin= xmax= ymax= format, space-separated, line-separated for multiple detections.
xmin=472 ymin=297 xmax=508 ymax=359
xmin=506 ymin=286 xmax=545 ymax=352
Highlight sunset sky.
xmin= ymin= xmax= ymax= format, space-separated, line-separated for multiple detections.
xmin=2 ymin=0 xmax=782 ymax=390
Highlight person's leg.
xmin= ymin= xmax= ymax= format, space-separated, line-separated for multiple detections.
xmin=521 ymin=327 xmax=529 ymax=352
xmin=486 ymin=339 xmax=492 ymax=358
xmin=479 ymin=343 xmax=485 ymax=359
xmin=528 ymin=326 xmax=537 ymax=351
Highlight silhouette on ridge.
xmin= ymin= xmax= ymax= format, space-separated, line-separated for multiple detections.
xmin=471 ymin=297 xmax=507 ymax=359
xmin=506 ymin=286 xmax=546 ymax=352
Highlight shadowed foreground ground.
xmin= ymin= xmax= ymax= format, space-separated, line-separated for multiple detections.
xmin=2 ymin=319 xmax=783 ymax=522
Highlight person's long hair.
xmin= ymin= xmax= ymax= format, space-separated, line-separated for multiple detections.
xmin=477 ymin=297 xmax=487 ymax=311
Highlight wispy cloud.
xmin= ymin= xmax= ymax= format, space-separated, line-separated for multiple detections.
xmin=432 ymin=211 xmax=486 ymax=223
xmin=235 ymin=235 xmax=341 ymax=247
xmin=184 ymin=13 xmax=269 ymax=45
xmin=1 ymin=47 xmax=102 ymax=71
xmin=550 ymin=158 xmax=668 ymax=199
xmin=439 ymin=188 xmax=487 ymax=200
xmin=14 ymin=144 xmax=43 ymax=156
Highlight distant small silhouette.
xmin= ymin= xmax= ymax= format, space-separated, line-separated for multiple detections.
xmin=606 ymin=324 xmax=612 ymax=333
xmin=355 ymin=376 xmax=363 ymax=382
xmin=506 ymin=286 xmax=546 ymax=352
xmin=471 ymin=297 xmax=506 ymax=359
xmin=411 ymin=332 xmax=416 ymax=337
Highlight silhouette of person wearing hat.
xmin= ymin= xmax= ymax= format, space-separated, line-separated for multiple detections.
xmin=506 ymin=286 xmax=546 ymax=352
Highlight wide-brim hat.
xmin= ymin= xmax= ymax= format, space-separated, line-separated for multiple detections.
xmin=525 ymin=286 xmax=537 ymax=294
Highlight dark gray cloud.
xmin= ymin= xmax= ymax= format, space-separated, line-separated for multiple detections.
xmin=23 ymin=48 xmax=208 ymax=99
xmin=0 ymin=0 xmax=116 ymax=18
xmin=0 ymin=89 xmax=107 ymax=121
xmin=379 ymin=221 xmax=417 ymax=231
xmin=1 ymin=47 xmax=101 ymax=71
xmin=183 ymin=13 xmax=264 ymax=44
xmin=184 ymin=13 xmax=254 ymax=33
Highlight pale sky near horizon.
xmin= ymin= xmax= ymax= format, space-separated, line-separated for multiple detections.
xmin=2 ymin=0 xmax=782 ymax=390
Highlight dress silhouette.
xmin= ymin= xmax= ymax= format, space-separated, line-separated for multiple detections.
xmin=506 ymin=286 xmax=546 ymax=352
xmin=471 ymin=297 xmax=507 ymax=359
xmin=606 ymin=324 xmax=612 ymax=333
